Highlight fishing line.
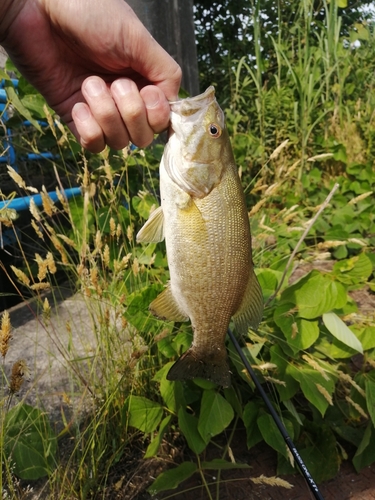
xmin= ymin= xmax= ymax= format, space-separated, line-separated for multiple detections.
xmin=227 ymin=328 xmax=325 ymax=500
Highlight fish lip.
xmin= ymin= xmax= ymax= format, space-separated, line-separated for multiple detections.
xmin=169 ymin=86 xmax=216 ymax=111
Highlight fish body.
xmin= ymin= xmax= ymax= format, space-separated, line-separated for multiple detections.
xmin=137 ymin=86 xmax=263 ymax=387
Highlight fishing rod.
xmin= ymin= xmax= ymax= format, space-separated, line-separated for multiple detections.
xmin=227 ymin=328 xmax=325 ymax=500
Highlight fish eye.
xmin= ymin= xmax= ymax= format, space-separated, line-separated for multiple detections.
xmin=208 ymin=123 xmax=222 ymax=138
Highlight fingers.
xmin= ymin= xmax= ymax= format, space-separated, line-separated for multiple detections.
xmin=72 ymin=76 xmax=171 ymax=153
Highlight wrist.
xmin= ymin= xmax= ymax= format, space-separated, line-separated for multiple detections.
xmin=0 ymin=0 xmax=28 ymax=44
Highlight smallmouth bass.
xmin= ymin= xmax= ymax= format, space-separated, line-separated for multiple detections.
xmin=137 ymin=86 xmax=263 ymax=387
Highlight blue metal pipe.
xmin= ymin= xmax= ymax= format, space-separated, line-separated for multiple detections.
xmin=0 ymin=187 xmax=82 ymax=212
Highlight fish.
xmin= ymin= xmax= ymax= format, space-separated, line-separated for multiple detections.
xmin=136 ymin=86 xmax=263 ymax=387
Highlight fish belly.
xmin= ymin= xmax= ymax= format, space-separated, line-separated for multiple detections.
xmin=160 ymin=159 xmax=252 ymax=386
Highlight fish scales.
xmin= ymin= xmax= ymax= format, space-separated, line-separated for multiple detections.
xmin=136 ymin=86 xmax=263 ymax=387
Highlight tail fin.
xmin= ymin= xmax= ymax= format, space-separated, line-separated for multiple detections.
xmin=167 ymin=347 xmax=231 ymax=387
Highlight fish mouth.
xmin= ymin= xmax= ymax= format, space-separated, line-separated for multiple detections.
xmin=169 ymin=86 xmax=216 ymax=116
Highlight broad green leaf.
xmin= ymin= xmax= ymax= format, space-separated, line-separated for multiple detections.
xmin=294 ymin=275 xmax=346 ymax=319
xmin=269 ymin=345 xmax=299 ymax=401
xmin=242 ymin=401 xmax=263 ymax=449
xmin=274 ymin=303 xmax=319 ymax=352
xmin=125 ymin=285 xmax=165 ymax=333
xmin=144 ymin=415 xmax=172 ymax=458
xmin=128 ymin=396 xmax=163 ymax=433
xmin=298 ymin=424 xmax=339 ymax=483
xmin=20 ymin=93 xmax=48 ymax=119
xmin=333 ymin=253 xmax=373 ymax=285
xmin=288 ymin=365 xmax=335 ymax=417
xmin=147 ymin=462 xmax=197 ymax=494
xmin=353 ymin=424 xmax=375 ymax=472
xmin=337 ymin=0 xmax=347 ymax=7
xmin=256 ymin=268 xmax=281 ymax=299
xmin=198 ymin=390 xmax=234 ymax=443
xmin=132 ymin=194 xmax=159 ymax=219
xmin=365 ymin=380 xmax=375 ymax=428
xmin=257 ymin=413 xmax=294 ymax=459
xmin=223 ymin=387 xmax=243 ymax=418
xmin=323 ymin=312 xmax=363 ymax=353
xmin=5 ymin=85 xmax=42 ymax=132
xmin=158 ymin=366 xmax=186 ymax=412
xmin=178 ymin=409 xmax=207 ymax=454
xmin=4 ymin=404 xmax=57 ymax=480
xmin=353 ymin=325 xmax=375 ymax=350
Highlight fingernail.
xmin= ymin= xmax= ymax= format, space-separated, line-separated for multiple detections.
xmin=84 ymin=78 xmax=105 ymax=97
xmin=112 ymin=79 xmax=133 ymax=97
xmin=74 ymin=103 xmax=91 ymax=121
xmin=143 ymin=88 xmax=160 ymax=109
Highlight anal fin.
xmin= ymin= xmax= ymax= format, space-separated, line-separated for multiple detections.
xmin=136 ymin=206 xmax=164 ymax=243
xmin=150 ymin=283 xmax=189 ymax=322
xmin=233 ymin=268 xmax=263 ymax=335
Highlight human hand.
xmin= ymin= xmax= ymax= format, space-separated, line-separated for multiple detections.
xmin=0 ymin=0 xmax=181 ymax=152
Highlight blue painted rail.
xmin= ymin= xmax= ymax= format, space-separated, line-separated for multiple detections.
xmin=0 ymin=79 xmax=82 ymax=213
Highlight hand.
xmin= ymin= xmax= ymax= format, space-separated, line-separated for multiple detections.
xmin=0 ymin=0 xmax=181 ymax=152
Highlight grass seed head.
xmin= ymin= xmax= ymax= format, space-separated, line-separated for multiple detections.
xmin=10 ymin=359 xmax=29 ymax=394
xmin=0 ymin=310 xmax=12 ymax=358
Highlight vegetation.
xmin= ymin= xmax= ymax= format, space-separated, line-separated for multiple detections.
xmin=0 ymin=0 xmax=375 ymax=498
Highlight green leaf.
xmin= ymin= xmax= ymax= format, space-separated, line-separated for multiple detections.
xmin=147 ymin=462 xmax=197 ymax=494
xmin=128 ymin=396 xmax=163 ymax=433
xmin=257 ymin=413 xmax=293 ymax=459
xmin=5 ymin=85 xmax=42 ymax=132
xmin=242 ymin=401 xmax=263 ymax=449
xmin=353 ymin=424 xmax=375 ymax=472
xmin=365 ymin=380 xmax=375 ymax=428
xmin=333 ymin=253 xmax=373 ymax=285
xmin=323 ymin=312 xmax=363 ymax=353
xmin=269 ymin=345 xmax=299 ymax=401
xmin=274 ymin=303 xmax=319 ymax=352
xmin=144 ymin=415 xmax=172 ymax=458
xmin=4 ymin=404 xmax=57 ymax=480
xmin=198 ymin=390 xmax=234 ymax=443
xmin=156 ymin=363 xmax=186 ymax=413
xmin=178 ymin=409 xmax=207 ymax=454
xmin=125 ymin=285 xmax=165 ymax=333
xmin=298 ymin=423 xmax=340 ymax=483
xmin=288 ymin=365 xmax=335 ymax=417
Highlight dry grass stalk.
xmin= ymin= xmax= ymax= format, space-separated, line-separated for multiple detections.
xmin=103 ymin=244 xmax=110 ymax=268
xmin=269 ymin=139 xmax=289 ymax=160
xmin=316 ymin=383 xmax=333 ymax=405
xmin=302 ymin=354 xmax=331 ymax=381
xmin=250 ymin=474 xmax=294 ymax=489
xmin=127 ymin=224 xmax=134 ymax=241
xmin=31 ymin=219 xmax=44 ymax=239
xmin=41 ymin=186 xmax=56 ymax=217
xmin=10 ymin=265 xmax=30 ymax=286
xmin=29 ymin=197 xmax=41 ymax=221
xmin=110 ymin=217 xmax=116 ymax=237
xmin=0 ymin=310 xmax=12 ymax=358
xmin=345 ymin=396 xmax=368 ymax=419
xmin=339 ymin=371 xmax=366 ymax=398
xmin=348 ymin=191 xmax=373 ymax=205
xmin=264 ymin=376 xmax=287 ymax=386
xmin=7 ymin=166 xmax=27 ymax=190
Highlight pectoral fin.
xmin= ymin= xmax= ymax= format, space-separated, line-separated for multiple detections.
xmin=136 ymin=206 xmax=164 ymax=243
xmin=233 ymin=269 xmax=263 ymax=335
xmin=150 ymin=283 xmax=189 ymax=322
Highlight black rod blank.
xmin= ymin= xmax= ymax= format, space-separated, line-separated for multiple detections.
xmin=227 ymin=329 xmax=325 ymax=500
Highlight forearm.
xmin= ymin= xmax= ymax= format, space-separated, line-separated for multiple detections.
xmin=0 ymin=0 xmax=28 ymax=44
